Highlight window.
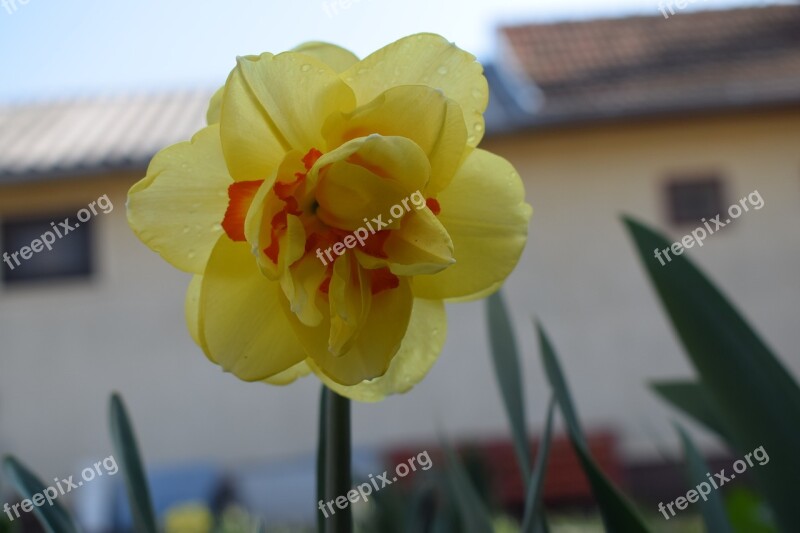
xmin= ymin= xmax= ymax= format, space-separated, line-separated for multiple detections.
xmin=666 ymin=177 xmax=724 ymax=225
xmin=1 ymin=213 xmax=93 ymax=285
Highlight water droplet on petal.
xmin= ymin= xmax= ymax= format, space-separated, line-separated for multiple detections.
xmin=437 ymin=65 xmax=448 ymax=75
xmin=212 ymin=223 xmax=222 ymax=232
xmin=474 ymin=123 xmax=484 ymax=132
xmin=467 ymin=135 xmax=476 ymax=144
xmin=301 ymin=64 xmax=312 ymax=72
xmin=471 ymin=88 xmax=483 ymax=99
xmin=357 ymin=68 xmax=368 ymax=75
xmin=182 ymin=226 xmax=191 ymax=234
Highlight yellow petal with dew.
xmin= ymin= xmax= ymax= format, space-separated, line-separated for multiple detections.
xmin=314 ymin=135 xmax=430 ymax=231
xmin=220 ymin=57 xmax=288 ymax=181
xmin=127 ymin=125 xmax=229 ymax=274
xmin=206 ymin=86 xmax=224 ymax=125
xmin=281 ymin=275 xmax=413 ymax=385
xmin=292 ymin=42 xmax=359 ymax=73
xmin=185 ymin=274 xmax=211 ymax=361
xmin=342 ymin=33 xmax=488 ymax=147
xmin=383 ymin=207 xmax=455 ymax=276
xmin=328 ymin=254 xmax=371 ymax=356
xmin=263 ymin=360 xmax=313 ymax=385
xmin=233 ymin=52 xmax=356 ymax=152
xmin=412 ymin=149 xmax=531 ymax=301
xmin=311 ymin=298 xmax=446 ymax=402
xmin=323 ymin=85 xmax=467 ymax=195
xmin=282 ymin=252 xmax=329 ymax=328
xmin=200 ymin=237 xmax=306 ymax=381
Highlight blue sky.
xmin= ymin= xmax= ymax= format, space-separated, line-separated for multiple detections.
xmin=0 ymin=0 xmax=777 ymax=103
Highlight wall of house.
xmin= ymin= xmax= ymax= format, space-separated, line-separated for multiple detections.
xmin=0 ymin=107 xmax=798 ymax=492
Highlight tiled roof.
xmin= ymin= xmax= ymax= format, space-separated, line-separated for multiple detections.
xmin=496 ymin=5 xmax=800 ymax=129
xmin=0 ymin=92 xmax=211 ymax=183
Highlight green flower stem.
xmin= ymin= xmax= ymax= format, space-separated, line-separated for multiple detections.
xmin=317 ymin=385 xmax=352 ymax=533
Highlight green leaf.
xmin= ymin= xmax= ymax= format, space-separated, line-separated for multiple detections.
xmin=317 ymin=385 xmax=352 ymax=533
xmin=725 ymin=488 xmax=778 ymax=533
xmin=109 ymin=393 xmax=157 ymax=533
xmin=486 ymin=292 xmax=531 ymax=482
xmin=521 ymin=397 xmax=555 ymax=533
xmin=651 ymin=381 xmax=733 ymax=445
xmin=441 ymin=440 xmax=495 ymax=533
xmin=624 ymin=216 xmax=800 ymax=533
xmin=2 ymin=456 xmax=81 ymax=533
xmin=675 ymin=423 xmax=733 ymax=533
xmin=403 ymin=483 xmax=436 ymax=533
xmin=537 ymin=323 xmax=651 ymax=533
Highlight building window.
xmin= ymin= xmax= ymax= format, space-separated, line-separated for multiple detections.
xmin=666 ymin=177 xmax=724 ymax=225
xmin=1 ymin=213 xmax=93 ymax=285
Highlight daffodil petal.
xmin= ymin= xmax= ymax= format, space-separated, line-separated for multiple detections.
xmin=314 ymin=135 xmax=430 ymax=231
xmin=201 ymin=237 xmax=306 ymax=381
xmin=323 ymin=85 xmax=467 ymax=195
xmin=384 ymin=207 xmax=455 ymax=276
xmin=311 ymin=298 xmax=446 ymax=402
xmin=279 ymin=214 xmax=325 ymax=327
xmin=185 ymin=274 xmax=211 ymax=360
xmin=233 ymin=52 xmax=356 ymax=152
xmin=282 ymin=252 xmax=328 ymax=328
xmin=328 ymin=254 xmax=371 ymax=355
xmin=127 ymin=125 xmax=229 ymax=274
xmin=292 ymin=42 xmax=359 ymax=73
xmin=220 ymin=58 xmax=288 ymax=181
xmin=282 ymin=276 xmax=413 ymax=385
xmin=342 ymin=33 xmax=488 ymax=147
xmin=206 ymin=86 xmax=224 ymax=125
xmin=263 ymin=360 xmax=312 ymax=385
xmin=412 ymin=149 xmax=531 ymax=301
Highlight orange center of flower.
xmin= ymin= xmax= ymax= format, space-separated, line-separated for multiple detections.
xmin=221 ymin=148 xmax=441 ymax=296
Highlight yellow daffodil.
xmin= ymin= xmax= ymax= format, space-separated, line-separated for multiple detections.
xmin=127 ymin=33 xmax=531 ymax=402
xmin=163 ymin=503 xmax=213 ymax=533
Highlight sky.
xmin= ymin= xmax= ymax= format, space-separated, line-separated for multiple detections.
xmin=0 ymin=0 xmax=781 ymax=103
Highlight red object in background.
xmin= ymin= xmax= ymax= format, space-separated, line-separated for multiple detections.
xmin=385 ymin=430 xmax=623 ymax=510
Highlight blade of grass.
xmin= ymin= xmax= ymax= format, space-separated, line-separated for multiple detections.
xmin=317 ymin=385 xmax=352 ymax=533
xmin=2 ymin=456 xmax=81 ymax=533
xmin=675 ymin=423 xmax=733 ymax=533
xmin=109 ymin=393 xmax=157 ymax=533
xmin=441 ymin=440 xmax=495 ymax=533
xmin=651 ymin=380 xmax=733 ymax=445
xmin=486 ymin=292 xmax=531 ymax=482
xmin=537 ymin=322 xmax=651 ymax=533
xmin=521 ymin=396 xmax=555 ymax=533
xmin=624 ymin=216 xmax=800 ymax=532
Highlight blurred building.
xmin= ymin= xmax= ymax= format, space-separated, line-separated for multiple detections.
xmin=1 ymin=3 xmax=799 ymax=526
